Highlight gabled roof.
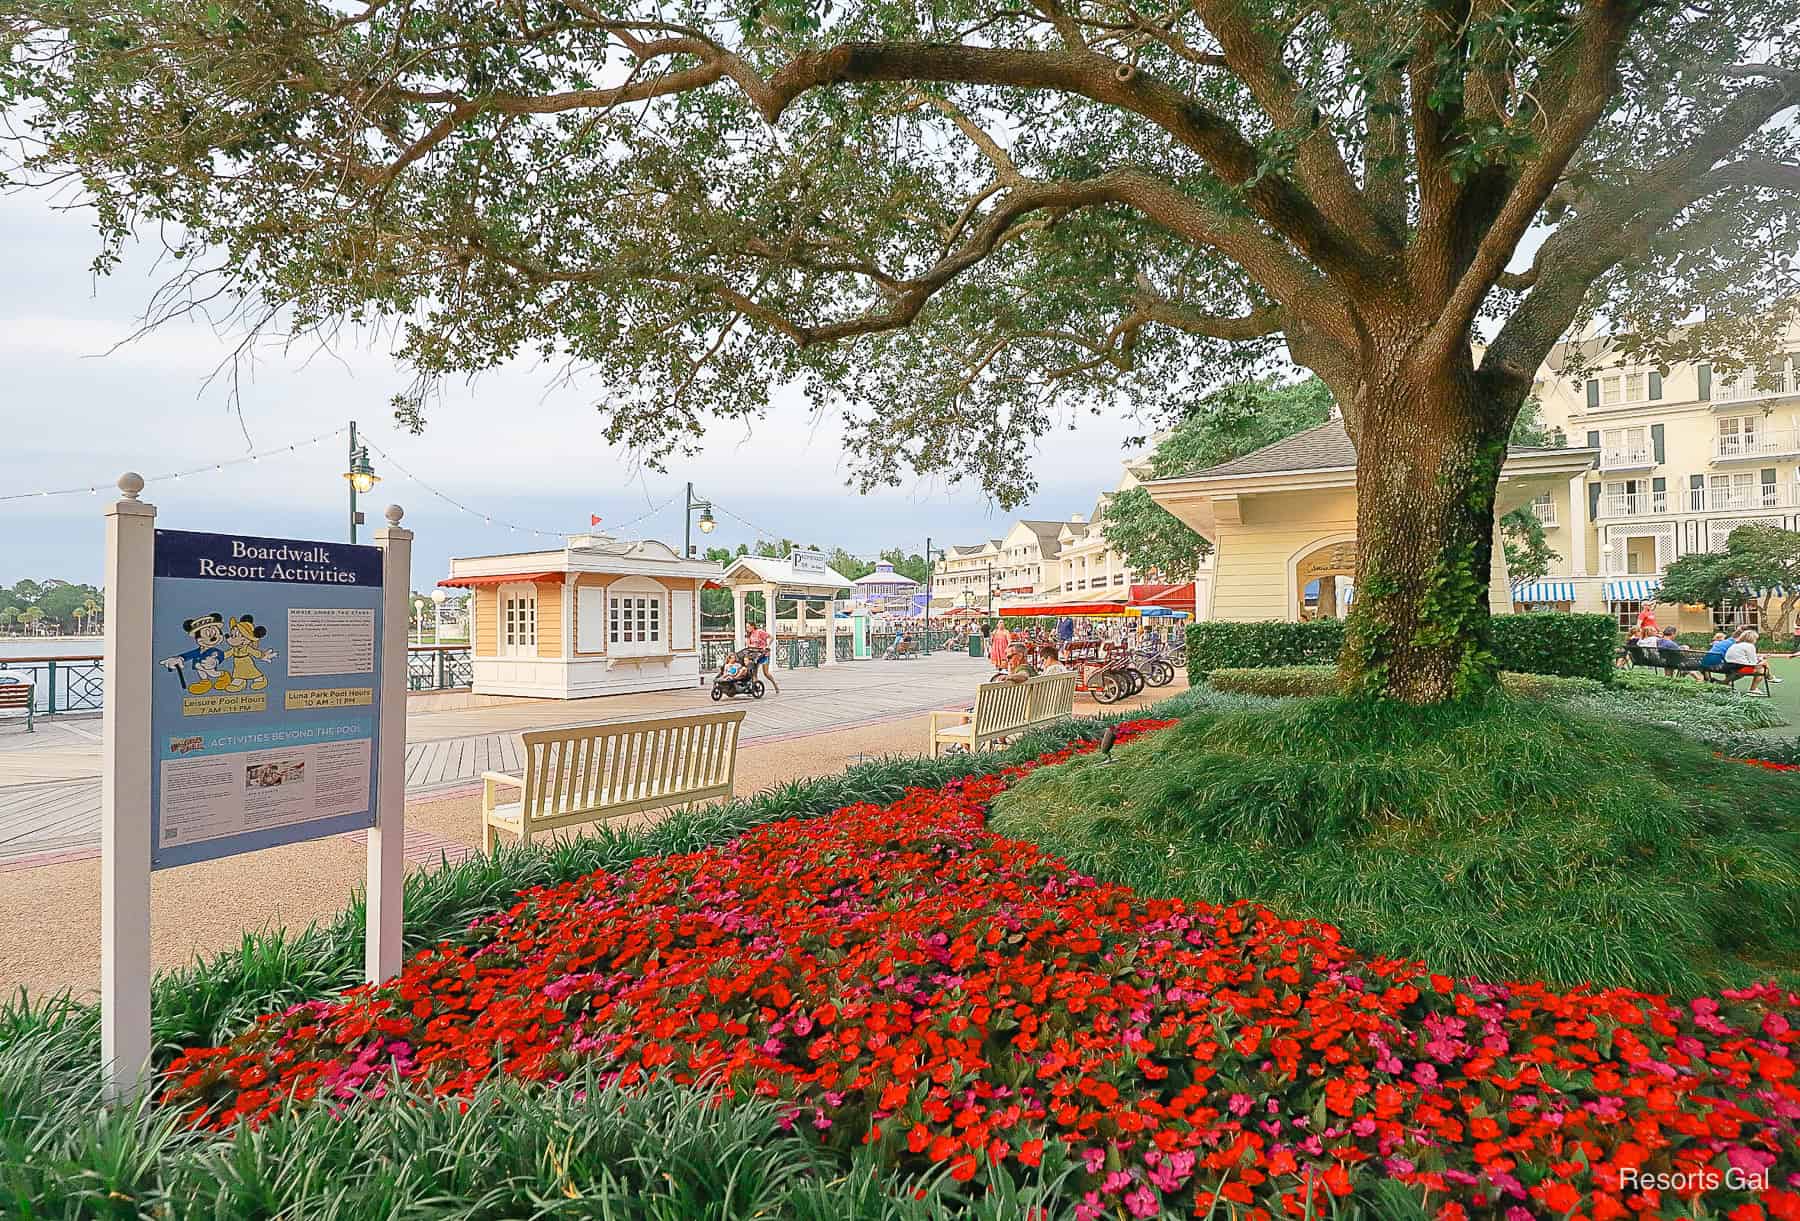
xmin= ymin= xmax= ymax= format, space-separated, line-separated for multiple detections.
xmin=1165 ymin=419 xmax=1592 ymax=482
xmin=1173 ymin=420 xmax=1358 ymax=479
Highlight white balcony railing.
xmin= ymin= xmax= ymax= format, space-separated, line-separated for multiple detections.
xmin=1599 ymin=446 xmax=1655 ymax=470
xmin=1713 ymin=429 xmax=1800 ymax=461
xmin=1713 ymin=369 xmax=1795 ymax=403
xmin=1598 ymin=492 xmax=1667 ymax=518
xmin=1687 ymin=484 xmax=1800 ymax=512
xmin=1529 ymin=501 xmax=1559 ymax=528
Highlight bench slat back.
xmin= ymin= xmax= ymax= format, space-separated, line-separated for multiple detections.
xmin=0 ymin=685 xmax=32 ymax=708
xmin=517 ymin=710 xmax=745 ymax=825
xmin=1025 ymin=672 xmax=1076 ymax=723
xmin=971 ymin=680 xmax=1031 ymax=737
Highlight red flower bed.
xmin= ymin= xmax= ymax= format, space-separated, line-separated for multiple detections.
xmin=165 ymin=719 xmax=1800 ymax=1218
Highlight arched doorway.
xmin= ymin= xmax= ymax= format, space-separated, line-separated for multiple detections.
xmin=1292 ymin=537 xmax=1357 ymax=621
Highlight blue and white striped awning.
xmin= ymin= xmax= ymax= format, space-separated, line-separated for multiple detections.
xmin=1602 ymin=578 xmax=1662 ymax=602
xmin=1510 ymin=580 xmax=1575 ymax=603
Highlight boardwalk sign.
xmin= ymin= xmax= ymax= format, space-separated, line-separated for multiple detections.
xmin=99 ymin=476 xmax=412 ymax=1102
xmin=149 ymin=530 xmax=384 ymax=869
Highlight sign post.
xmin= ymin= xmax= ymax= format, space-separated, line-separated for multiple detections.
xmin=367 ymin=506 xmax=411 ymax=982
xmin=100 ymin=479 xmax=410 ymax=1102
xmin=101 ymin=474 xmax=155 ymax=1103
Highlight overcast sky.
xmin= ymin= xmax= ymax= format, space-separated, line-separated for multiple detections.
xmin=0 ymin=190 xmax=1176 ymax=590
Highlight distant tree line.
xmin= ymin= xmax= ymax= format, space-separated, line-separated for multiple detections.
xmin=0 ymin=579 xmax=105 ymax=636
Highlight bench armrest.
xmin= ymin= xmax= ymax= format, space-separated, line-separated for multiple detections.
xmin=929 ymin=708 xmax=973 ymax=731
xmin=482 ymin=770 xmax=524 ymax=788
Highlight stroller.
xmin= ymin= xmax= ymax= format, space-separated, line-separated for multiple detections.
xmin=710 ymin=648 xmax=766 ymax=701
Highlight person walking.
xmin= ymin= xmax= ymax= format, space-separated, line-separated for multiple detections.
xmin=987 ymin=621 xmax=1012 ymax=671
xmin=747 ymin=621 xmax=780 ymax=694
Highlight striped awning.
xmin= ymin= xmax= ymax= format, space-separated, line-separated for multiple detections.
xmin=1511 ymin=580 xmax=1575 ymax=603
xmin=1602 ymin=578 xmax=1662 ymax=602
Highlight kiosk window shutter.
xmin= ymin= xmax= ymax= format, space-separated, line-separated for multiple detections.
xmin=1651 ymin=424 xmax=1665 ymax=464
xmin=1648 ymin=372 xmax=1663 ymax=400
xmin=1586 ymin=381 xmax=1600 ymax=409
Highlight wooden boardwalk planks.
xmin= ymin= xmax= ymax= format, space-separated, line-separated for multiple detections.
xmin=0 ymin=654 xmax=1002 ymax=864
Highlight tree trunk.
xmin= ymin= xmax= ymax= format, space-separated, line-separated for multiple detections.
xmin=1340 ymin=372 xmax=1514 ymax=703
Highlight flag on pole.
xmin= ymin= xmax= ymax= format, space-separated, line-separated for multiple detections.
xmin=590 ymin=514 xmax=603 ymax=527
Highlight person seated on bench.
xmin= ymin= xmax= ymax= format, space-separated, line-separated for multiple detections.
xmin=1654 ymin=626 xmax=1693 ymax=678
xmin=997 ymin=641 xmax=1036 ymax=683
xmin=1723 ymin=629 xmax=1783 ymax=696
xmin=1035 ymin=643 xmax=1069 ymax=676
xmin=1699 ymin=631 xmax=1733 ymax=675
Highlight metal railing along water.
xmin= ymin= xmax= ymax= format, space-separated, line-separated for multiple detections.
xmin=0 ymin=645 xmax=474 ymax=714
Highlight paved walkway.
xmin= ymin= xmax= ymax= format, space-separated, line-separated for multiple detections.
xmin=0 ymin=652 xmax=1021 ymax=866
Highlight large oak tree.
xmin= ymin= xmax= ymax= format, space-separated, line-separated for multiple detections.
xmin=5 ymin=0 xmax=1798 ymax=700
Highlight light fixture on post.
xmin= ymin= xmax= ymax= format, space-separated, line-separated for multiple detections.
xmin=343 ymin=420 xmax=380 ymax=543
xmin=431 ymin=587 xmax=448 ymax=642
xmin=413 ymin=597 xmax=426 ymax=645
xmin=684 ymin=481 xmax=714 ymax=558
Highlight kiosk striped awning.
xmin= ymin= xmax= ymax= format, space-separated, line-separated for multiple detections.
xmin=1510 ymin=580 xmax=1575 ymax=603
xmin=1602 ymin=578 xmax=1662 ymax=602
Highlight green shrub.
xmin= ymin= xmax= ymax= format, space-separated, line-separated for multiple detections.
xmin=992 ymin=694 xmax=1800 ymax=993
xmin=1207 ymin=665 xmax=1342 ymax=697
xmin=1185 ymin=619 xmax=1345 ymax=682
xmin=1488 ymin=612 xmax=1618 ymax=682
xmin=1187 ymin=613 xmax=1616 ymax=685
xmin=1209 ymin=665 xmax=1606 ymax=701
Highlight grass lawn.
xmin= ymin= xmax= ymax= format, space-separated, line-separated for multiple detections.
xmin=1763 ymin=654 xmax=1800 ymax=728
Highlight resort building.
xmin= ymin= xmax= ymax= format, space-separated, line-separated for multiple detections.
xmin=441 ymin=533 xmax=720 ymax=698
xmin=1527 ymin=326 xmax=1800 ymax=630
xmin=1143 ymin=422 xmax=1597 ymax=622
xmin=933 ymin=542 xmax=1003 ymax=611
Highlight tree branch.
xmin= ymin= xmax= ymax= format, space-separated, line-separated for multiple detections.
xmin=1481 ymin=73 xmax=1800 ymax=394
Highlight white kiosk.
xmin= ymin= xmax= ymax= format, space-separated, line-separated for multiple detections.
xmin=718 ymin=551 xmax=856 ymax=664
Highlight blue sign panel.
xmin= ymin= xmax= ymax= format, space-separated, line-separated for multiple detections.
xmin=149 ymin=530 xmax=384 ymax=870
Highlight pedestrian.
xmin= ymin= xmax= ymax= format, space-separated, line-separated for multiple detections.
xmin=987 ymin=620 xmax=1012 ymax=671
xmin=747 ymin=620 xmax=780 ymax=694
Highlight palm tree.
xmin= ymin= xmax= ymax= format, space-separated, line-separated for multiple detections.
xmin=81 ymin=598 xmax=100 ymax=634
xmin=0 ymin=607 xmax=16 ymax=636
xmin=19 ymin=607 xmax=45 ymax=636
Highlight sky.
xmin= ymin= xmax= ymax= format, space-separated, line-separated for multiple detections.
xmin=0 ymin=191 xmax=1154 ymax=590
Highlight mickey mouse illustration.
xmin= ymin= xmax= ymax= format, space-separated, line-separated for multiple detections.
xmin=223 ymin=615 xmax=278 ymax=692
xmin=160 ymin=613 xmax=230 ymax=694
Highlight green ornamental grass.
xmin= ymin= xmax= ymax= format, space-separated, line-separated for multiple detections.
xmin=992 ymin=693 xmax=1800 ymax=994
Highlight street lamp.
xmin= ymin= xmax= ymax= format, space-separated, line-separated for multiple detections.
xmin=431 ymin=588 xmax=448 ymax=642
xmin=684 ymin=481 xmax=715 ymax=558
xmin=343 ymin=420 xmax=380 ymax=543
xmin=413 ymin=597 xmax=426 ymax=645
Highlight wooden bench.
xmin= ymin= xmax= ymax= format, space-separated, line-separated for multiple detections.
xmin=481 ymin=708 xmax=746 ymax=852
xmin=0 ymin=682 xmax=33 ymax=733
xmin=927 ymin=671 xmax=1077 ymax=757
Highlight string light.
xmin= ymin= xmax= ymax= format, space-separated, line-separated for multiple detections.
xmin=0 ymin=426 xmax=348 ymax=503
xmin=3 ymin=422 xmax=864 ymax=561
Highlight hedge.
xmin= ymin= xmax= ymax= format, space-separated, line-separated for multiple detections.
xmin=1206 ymin=665 xmax=1606 ymax=701
xmin=1187 ymin=612 xmax=1617 ymax=685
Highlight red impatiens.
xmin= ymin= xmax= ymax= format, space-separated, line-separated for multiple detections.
xmin=163 ymin=718 xmax=1800 ymax=1218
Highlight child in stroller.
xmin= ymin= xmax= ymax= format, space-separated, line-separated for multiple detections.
xmin=710 ymin=648 xmax=767 ymax=700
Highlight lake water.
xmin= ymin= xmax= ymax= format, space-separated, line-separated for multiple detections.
xmin=0 ymin=637 xmax=102 ymax=660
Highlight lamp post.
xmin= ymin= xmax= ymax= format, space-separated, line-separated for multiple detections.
xmin=684 ymin=481 xmax=715 ymax=559
xmin=431 ymin=588 xmax=447 ymax=643
xmin=412 ymin=597 xmax=426 ymax=645
xmin=344 ymin=420 xmax=380 ymax=543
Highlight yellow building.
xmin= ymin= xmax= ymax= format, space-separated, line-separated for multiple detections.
xmin=1530 ymin=332 xmax=1800 ymax=631
xmin=441 ymin=534 xmax=720 ymax=698
xmin=1144 ymin=421 xmax=1596 ymax=622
